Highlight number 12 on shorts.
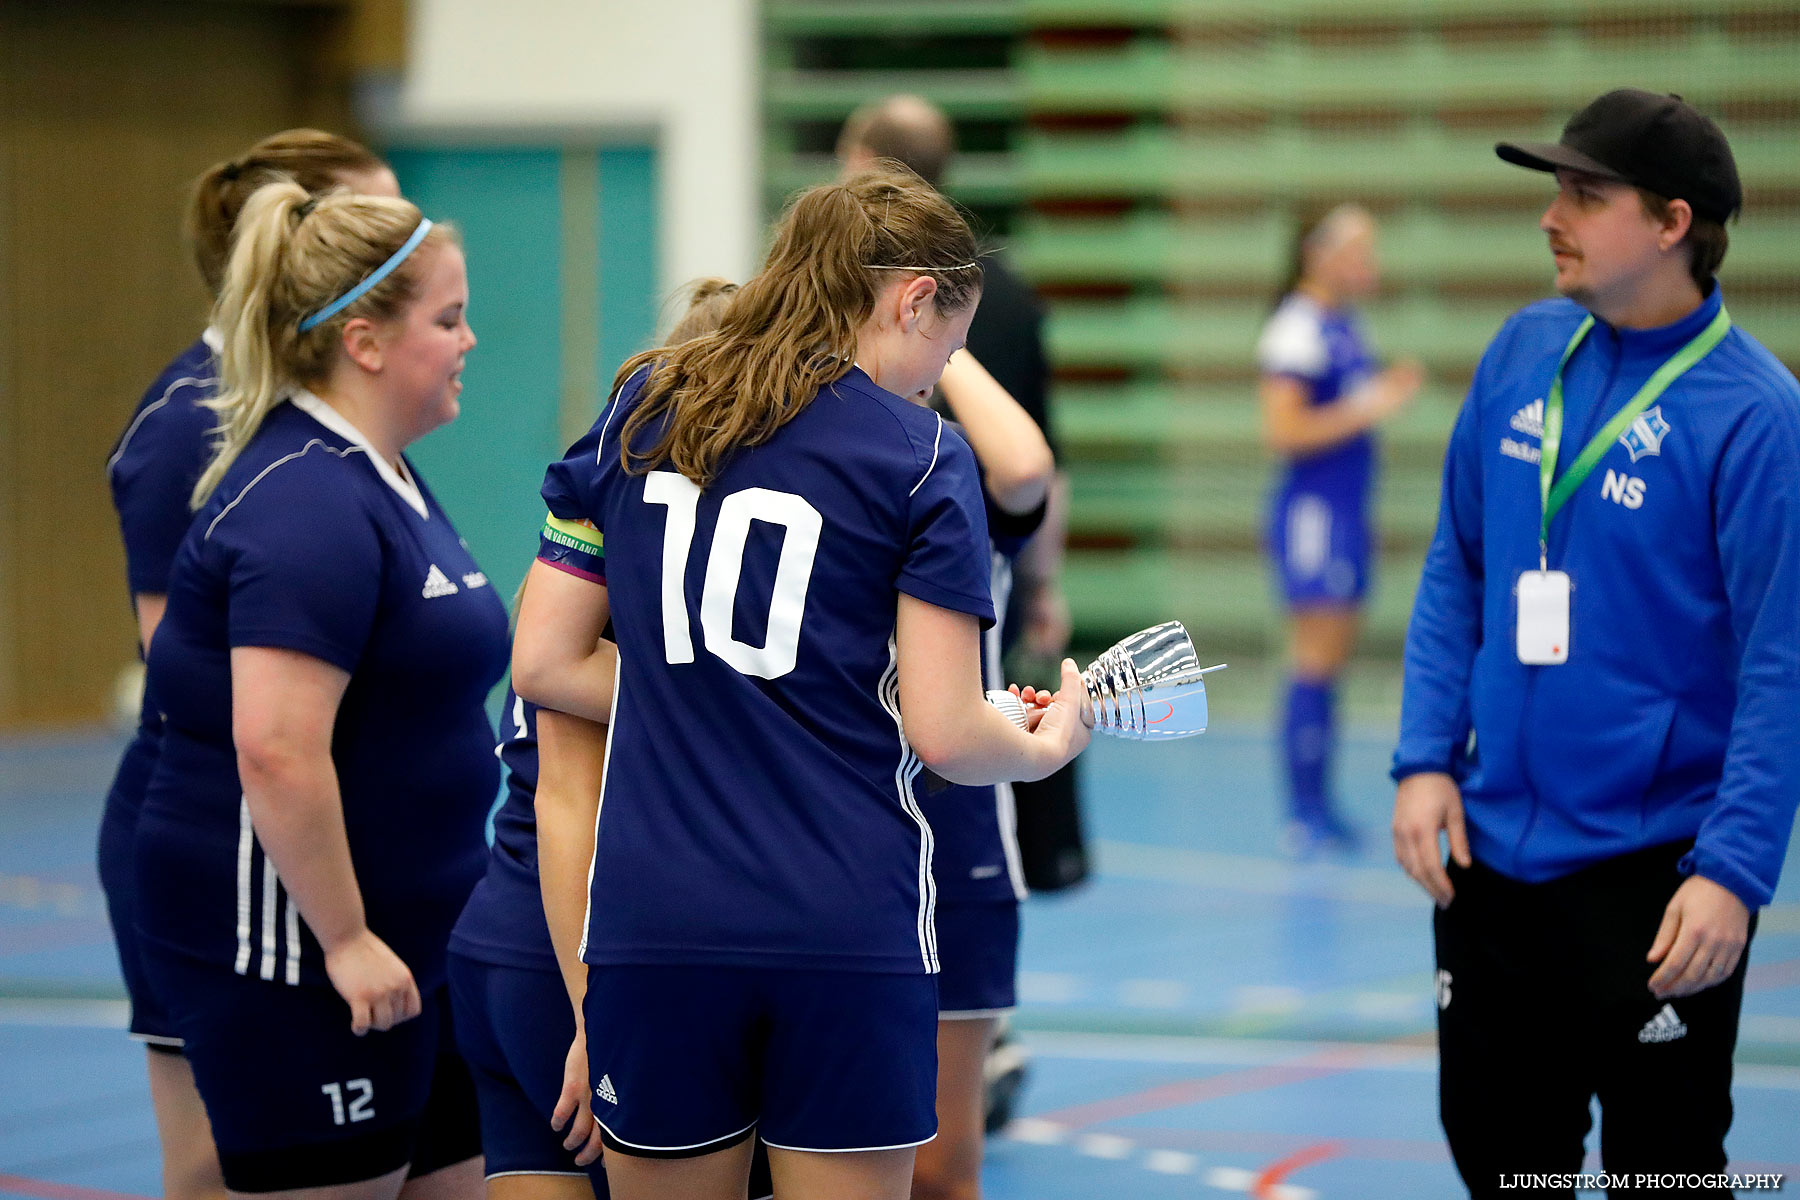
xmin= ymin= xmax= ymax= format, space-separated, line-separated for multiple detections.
xmin=644 ymin=470 xmax=822 ymax=680
xmin=322 ymin=1078 xmax=376 ymax=1125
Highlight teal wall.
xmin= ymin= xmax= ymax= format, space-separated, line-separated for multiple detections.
xmin=387 ymin=144 xmax=660 ymax=605
xmin=598 ymin=146 xmax=660 ymax=407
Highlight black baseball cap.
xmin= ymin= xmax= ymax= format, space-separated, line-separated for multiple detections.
xmin=1496 ymin=89 xmax=1741 ymax=222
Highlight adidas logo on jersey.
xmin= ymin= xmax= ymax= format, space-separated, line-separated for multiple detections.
xmin=595 ymin=1074 xmax=618 ymax=1105
xmin=1637 ymin=1003 xmax=1688 ymax=1044
xmin=421 ymin=565 xmax=459 ymax=599
xmin=461 ymin=571 xmax=489 ymax=590
xmin=1511 ymin=399 xmax=1545 ymax=439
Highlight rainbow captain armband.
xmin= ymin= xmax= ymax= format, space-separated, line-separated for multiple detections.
xmin=538 ymin=513 xmax=606 ymax=583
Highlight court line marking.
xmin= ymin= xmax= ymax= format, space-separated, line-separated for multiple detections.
xmin=0 ymin=1175 xmax=150 ymax=1200
xmin=1035 ymin=1058 xmax=1353 ymax=1129
xmin=1093 ymin=840 xmax=1424 ymax=906
xmin=1253 ymin=1141 xmax=1344 ymax=1200
xmin=0 ymin=1000 xmax=129 ymax=1027
xmin=1206 ymin=1165 xmax=1316 ymax=1200
xmin=1092 ymin=841 xmax=1800 ymax=932
xmin=1017 ymin=1030 xmax=1800 ymax=1090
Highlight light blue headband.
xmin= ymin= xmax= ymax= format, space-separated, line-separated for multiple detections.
xmin=298 ymin=218 xmax=434 ymax=333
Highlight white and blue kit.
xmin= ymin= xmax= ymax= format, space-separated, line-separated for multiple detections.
xmin=537 ymin=363 xmax=994 ymax=1155
xmin=1258 ymin=292 xmax=1379 ymax=606
xmin=100 ymin=329 xmax=219 ymax=1045
xmin=1259 ymin=293 xmax=1382 ymax=838
xmin=1395 ymin=287 xmax=1800 ymax=1180
xmin=136 ymin=391 xmax=507 ymax=1184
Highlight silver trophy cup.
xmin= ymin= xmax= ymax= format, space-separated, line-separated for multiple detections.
xmin=988 ymin=620 xmax=1224 ymax=740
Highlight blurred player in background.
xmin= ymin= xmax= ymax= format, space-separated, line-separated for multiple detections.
xmin=135 ymin=181 xmax=501 ymax=1198
xmin=101 ymin=128 xmax=397 ymax=1200
xmin=1257 ymin=204 xmax=1423 ymax=855
xmin=447 ymin=278 xmax=772 ymax=1200
xmin=514 ymin=168 xmax=1092 ymax=1200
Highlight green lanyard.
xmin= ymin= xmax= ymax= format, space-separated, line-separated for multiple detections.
xmin=1538 ymin=306 xmax=1731 ymax=566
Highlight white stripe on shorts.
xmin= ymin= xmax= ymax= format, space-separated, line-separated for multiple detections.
xmin=260 ymin=852 xmax=279 ymax=981
xmin=1286 ymin=493 xmax=1331 ymax=578
xmin=234 ymin=797 xmax=254 ymax=975
xmin=284 ymin=889 xmax=301 ymax=985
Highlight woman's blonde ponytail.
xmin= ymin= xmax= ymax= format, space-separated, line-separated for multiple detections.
xmin=190 ymin=181 xmax=311 ymax=507
xmin=188 ymin=181 xmax=454 ymax=508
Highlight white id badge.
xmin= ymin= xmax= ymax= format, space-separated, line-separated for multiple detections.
xmin=1516 ymin=570 xmax=1571 ymax=665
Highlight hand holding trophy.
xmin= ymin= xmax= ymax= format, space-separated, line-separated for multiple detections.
xmin=989 ymin=621 xmax=1223 ymax=741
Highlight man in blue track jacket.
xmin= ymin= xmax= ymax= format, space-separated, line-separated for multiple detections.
xmin=1392 ymin=90 xmax=1800 ymax=1196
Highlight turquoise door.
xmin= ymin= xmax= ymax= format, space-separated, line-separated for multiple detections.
xmin=386 ymin=145 xmax=660 ymax=605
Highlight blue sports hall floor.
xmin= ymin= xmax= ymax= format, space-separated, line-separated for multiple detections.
xmin=3 ymin=721 xmax=1797 ymax=1199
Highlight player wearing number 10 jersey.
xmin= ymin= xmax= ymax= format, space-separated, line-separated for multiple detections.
xmin=540 ymin=356 xmax=986 ymax=972
xmin=513 ymin=168 xmax=1091 ymax=1200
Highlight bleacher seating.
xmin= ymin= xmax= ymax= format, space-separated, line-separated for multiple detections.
xmin=763 ymin=0 xmax=1800 ymax=659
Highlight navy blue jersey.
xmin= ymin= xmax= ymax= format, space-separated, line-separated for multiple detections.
xmin=1259 ymin=293 xmax=1378 ymax=503
xmin=137 ymin=391 xmax=509 ymax=990
xmin=103 ymin=332 xmax=220 ymax=822
xmin=538 ymin=364 xmax=994 ymax=974
xmin=108 ymin=331 xmax=220 ymax=597
xmin=914 ymin=413 xmax=1042 ymax=905
xmin=449 ymin=689 xmax=558 ymax=970
xmin=914 ymin=546 xmax=1028 ymax=905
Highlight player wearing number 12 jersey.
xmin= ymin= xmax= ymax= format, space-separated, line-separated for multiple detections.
xmin=135 ymin=182 xmax=499 ymax=1195
xmin=513 ymin=168 xmax=1091 ymax=1200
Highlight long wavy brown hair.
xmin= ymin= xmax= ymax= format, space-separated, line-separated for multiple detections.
xmin=615 ymin=165 xmax=982 ymax=488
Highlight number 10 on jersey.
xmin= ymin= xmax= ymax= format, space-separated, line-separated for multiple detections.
xmin=644 ymin=471 xmax=822 ymax=680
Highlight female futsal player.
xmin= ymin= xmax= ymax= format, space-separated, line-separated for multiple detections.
xmin=102 ymin=129 xmax=397 ymax=1200
xmin=1258 ymin=204 xmax=1423 ymax=854
xmin=135 ymin=179 xmax=502 ymax=1198
xmin=446 ymin=278 xmax=771 ymax=1200
xmin=512 ymin=167 xmax=1091 ymax=1200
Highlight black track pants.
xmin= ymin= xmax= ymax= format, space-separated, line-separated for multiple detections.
xmin=1433 ymin=842 xmax=1754 ymax=1199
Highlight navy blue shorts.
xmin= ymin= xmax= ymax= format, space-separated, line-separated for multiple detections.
xmin=1267 ymin=488 xmax=1370 ymax=607
xmin=934 ymin=900 xmax=1019 ymax=1018
xmin=583 ymin=964 xmax=938 ymax=1157
xmin=145 ymin=947 xmax=481 ymax=1192
xmin=447 ymin=950 xmax=608 ymax=1186
xmin=98 ymin=739 xmax=179 ymax=1045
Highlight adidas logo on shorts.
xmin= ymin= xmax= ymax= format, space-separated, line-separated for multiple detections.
xmin=421 ymin=564 xmax=460 ymax=599
xmin=1637 ymin=1003 xmax=1688 ymax=1044
xmin=595 ymin=1074 xmax=618 ymax=1105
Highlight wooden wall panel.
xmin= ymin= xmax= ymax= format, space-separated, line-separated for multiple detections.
xmin=0 ymin=0 xmax=358 ymax=728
